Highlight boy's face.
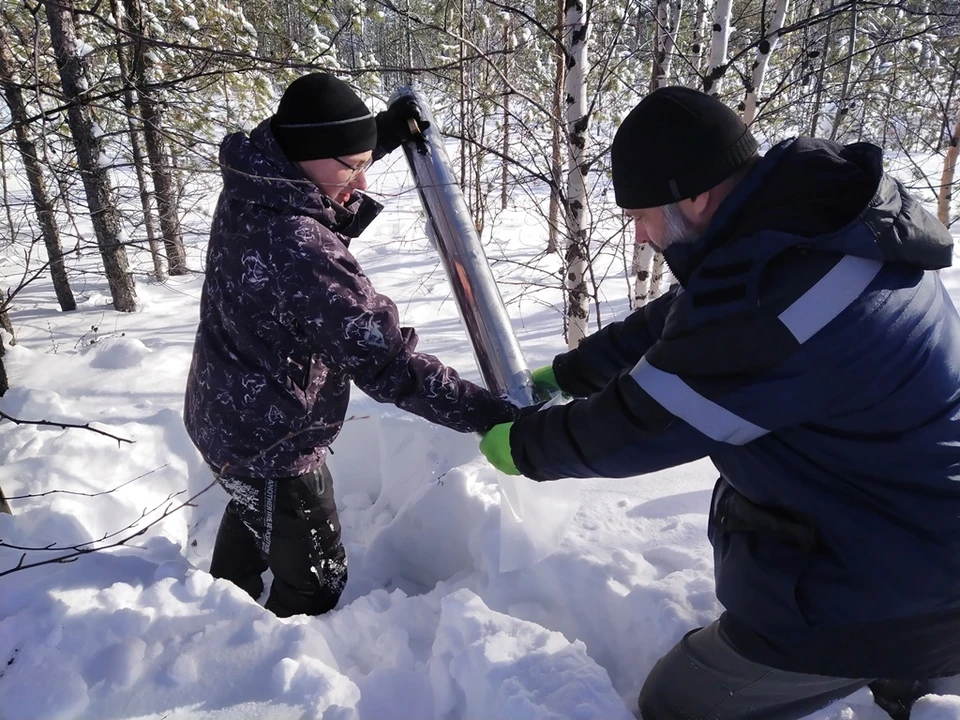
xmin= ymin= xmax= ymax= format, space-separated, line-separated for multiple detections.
xmin=298 ymin=151 xmax=373 ymax=204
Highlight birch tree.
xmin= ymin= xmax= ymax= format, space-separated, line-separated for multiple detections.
xmin=44 ymin=0 xmax=137 ymax=312
xmin=704 ymin=0 xmax=732 ymax=95
xmin=938 ymin=118 xmax=960 ymax=227
xmin=743 ymin=0 xmax=791 ymax=125
xmin=647 ymin=0 xmax=684 ymax=89
xmin=632 ymin=0 xmax=683 ymax=310
xmin=501 ymin=16 xmax=512 ymax=211
xmin=829 ymin=1 xmax=858 ymax=141
xmin=548 ymin=0 xmax=567 ymax=254
xmin=690 ymin=0 xmax=709 ymax=66
xmin=563 ymin=0 xmax=590 ymax=348
xmin=809 ymin=0 xmax=835 ymax=137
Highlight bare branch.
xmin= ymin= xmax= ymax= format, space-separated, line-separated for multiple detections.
xmin=0 ymin=410 xmax=134 ymax=446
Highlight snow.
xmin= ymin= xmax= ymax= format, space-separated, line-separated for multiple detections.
xmin=1 ymin=148 xmax=959 ymax=720
xmin=73 ymin=38 xmax=95 ymax=59
xmin=913 ymin=695 xmax=960 ymax=720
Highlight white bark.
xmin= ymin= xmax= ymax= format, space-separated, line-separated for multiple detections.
xmin=691 ymin=0 xmax=708 ymax=65
xmin=564 ymin=0 xmax=591 ymax=348
xmin=829 ymin=1 xmax=858 ymax=141
xmin=705 ymin=0 xmax=732 ymax=96
xmin=631 ymin=242 xmax=659 ymax=309
xmin=650 ymin=253 xmax=666 ymax=300
xmin=743 ymin=0 xmax=790 ymax=124
xmin=938 ymin=118 xmax=960 ymax=228
xmin=651 ymin=0 xmax=669 ymax=90
xmin=652 ymin=0 xmax=684 ymax=91
xmin=669 ymin=0 xmax=684 ymax=70
xmin=635 ymin=0 xmax=682 ymax=308
xmin=548 ymin=0 xmax=567 ymax=254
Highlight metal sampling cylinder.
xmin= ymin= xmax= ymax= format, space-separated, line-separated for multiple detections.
xmin=389 ymin=87 xmax=541 ymax=408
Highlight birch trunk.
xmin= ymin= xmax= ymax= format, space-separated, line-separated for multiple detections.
xmin=667 ymin=0 xmax=683 ymax=80
xmin=631 ymin=242 xmax=659 ymax=309
xmin=635 ymin=0 xmax=683 ymax=308
xmin=458 ymin=0 xmax=469 ymax=203
xmin=691 ymin=0 xmax=708 ymax=64
xmin=938 ymin=118 xmax=960 ymax=228
xmin=650 ymin=253 xmax=666 ymax=300
xmin=809 ymin=0 xmax=835 ymax=137
xmin=743 ymin=0 xmax=791 ymax=125
xmin=548 ymin=0 xmax=566 ymax=254
xmin=563 ymin=0 xmax=590 ymax=348
xmin=501 ymin=19 xmax=511 ymax=211
xmin=829 ymin=1 xmax=858 ymax=141
xmin=651 ymin=0 xmax=683 ymax=92
xmin=650 ymin=0 xmax=670 ymax=91
xmin=704 ymin=0 xmax=732 ymax=95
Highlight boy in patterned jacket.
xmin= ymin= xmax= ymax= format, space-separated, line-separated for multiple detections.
xmin=184 ymin=74 xmax=517 ymax=617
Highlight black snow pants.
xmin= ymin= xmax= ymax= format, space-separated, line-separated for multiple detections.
xmin=208 ymin=463 xmax=347 ymax=617
xmin=639 ymin=621 xmax=929 ymax=720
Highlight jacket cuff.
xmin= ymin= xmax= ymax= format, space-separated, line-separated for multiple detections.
xmin=510 ymin=411 xmax=550 ymax=481
xmin=552 ymin=352 xmax=594 ymax=398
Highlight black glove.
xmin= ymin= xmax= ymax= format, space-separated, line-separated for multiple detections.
xmin=375 ymin=97 xmax=431 ymax=157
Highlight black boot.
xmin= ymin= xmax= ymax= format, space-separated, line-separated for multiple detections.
xmin=209 ymin=501 xmax=269 ymax=600
xmin=262 ymin=465 xmax=347 ymax=617
xmin=869 ymin=679 xmax=930 ymax=720
xmin=211 ymin=466 xmax=347 ymax=617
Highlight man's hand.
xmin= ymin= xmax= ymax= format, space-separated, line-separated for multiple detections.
xmin=479 ymin=422 xmax=520 ymax=475
xmin=375 ymin=97 xmax=431 ymax=156
xmin=530 ymin=364 xmax=561 ymax=398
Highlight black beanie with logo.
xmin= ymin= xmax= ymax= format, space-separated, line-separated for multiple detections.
xmin=611 ymin=86 xmax=758 ymax=209
xmin=270 ymin=73 xmax=377 ymax=162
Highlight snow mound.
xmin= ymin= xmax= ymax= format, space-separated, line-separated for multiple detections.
xmin=87 ymin=336 xmax=152 ymax=369
xmin=913 ymin=694 xmax=960 ymax=720
xmin=429 ymin=589 xmax=633 ymax=720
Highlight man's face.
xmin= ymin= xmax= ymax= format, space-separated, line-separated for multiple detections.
xmin=298 ymin=151 xmax=373 ymax=204
xmin=624 ymin=203 xmax=699 ymax=251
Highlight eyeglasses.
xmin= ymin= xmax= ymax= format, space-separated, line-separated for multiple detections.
xmin=333 ymin=156 xmax=373 ymax=179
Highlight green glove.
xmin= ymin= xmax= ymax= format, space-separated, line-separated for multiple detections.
xmin=479 ymin=422 xmax=520 ymax=475
xmin=531 ymin=364 xmax=561 ymax=398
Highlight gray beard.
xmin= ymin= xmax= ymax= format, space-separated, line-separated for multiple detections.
xmin=661 ymin=203 xmax=699 ymax=249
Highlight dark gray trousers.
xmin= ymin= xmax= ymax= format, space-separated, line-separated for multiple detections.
xmin=639 ymin=622 xmax=869 ymax=720
xmin=208 ymin=464 xmax=347 ymax=618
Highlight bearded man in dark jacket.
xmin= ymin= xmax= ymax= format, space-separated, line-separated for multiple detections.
xmin=480 ymin=87 xmax=960 ymax=719
xmin=184 ymin=73 xmax=518 ymax=618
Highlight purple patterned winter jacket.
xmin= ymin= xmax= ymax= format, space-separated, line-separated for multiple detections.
xmin=183 ymin=119 xmax=518 ymax=478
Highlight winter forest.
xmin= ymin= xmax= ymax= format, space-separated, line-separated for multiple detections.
xmin=3 ymin=0 xmax=960 ymax=719
xmin=1 ymin=0 xmax=959 ymax=355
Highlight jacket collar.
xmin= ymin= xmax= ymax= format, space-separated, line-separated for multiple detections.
xmin=661 ymin=139 xmax=795 ymax=287
xmin=221 ymin=119 xmax=383 ymax=243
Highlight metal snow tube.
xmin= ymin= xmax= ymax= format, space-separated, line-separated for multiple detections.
xmin=388 ymin=86 xmax=540 ymax=408
xmin=390 ymin=87 xmax=580 ymax=575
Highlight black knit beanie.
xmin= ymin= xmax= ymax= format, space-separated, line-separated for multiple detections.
xmin=611 ymin=87 xmax=758 ymax=209
xmin=270 ymin=73 xmax=377 ymax=162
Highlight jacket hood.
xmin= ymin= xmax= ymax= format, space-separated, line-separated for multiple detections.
xmin=218 ymin=118 xmax=382 ymax=240
xmin=663 ymin=137 xmax=954 ymax=285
